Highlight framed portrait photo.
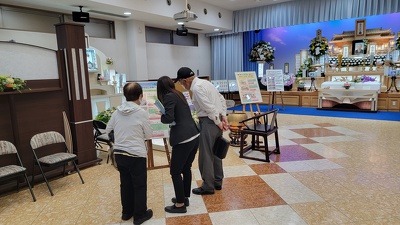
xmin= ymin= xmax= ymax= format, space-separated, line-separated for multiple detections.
xmin=369 ymin=44 xmax=376 ymax=55
xmin=355 ymin=19 xmax=366 ymax=37
xmin=352 ymin=40 xmax=365 ymax=55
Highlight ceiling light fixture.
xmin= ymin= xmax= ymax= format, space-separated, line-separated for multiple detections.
xmin=123 ymin=12 xmax=131 ymax=15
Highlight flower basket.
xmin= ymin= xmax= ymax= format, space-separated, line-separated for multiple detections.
xmin=343 ymin=82 xmax=351 ymax=89
xmin=95 ymin=107 xmax=116 ymax=124
xmin=249 ymin=41 xmax=275 ymax=63
xmin=0 ymin=75 xmax=29 ymax=93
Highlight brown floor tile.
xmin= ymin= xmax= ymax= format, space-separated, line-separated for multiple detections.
xmin=290 ymin=138 xmax=318 ymax=144
xmin=269 ymin=145 xmax=324 ymax=162
xmin=291 ymin=127 xmax=344 ymax=137
xmin=201 ymin=176 xmax=286 ymax=213
xmin=314 ymin=123 xmax=336 ymax=127
xmin=249 ymin=163 xmax=287 ymax=175
xmin=166 ymin=213 xmax=212 ymax=225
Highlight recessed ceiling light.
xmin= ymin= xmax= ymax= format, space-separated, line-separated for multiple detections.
xmin=214 ymin=28 xmax=220 ymax=31
xmin=123 ymin=12 xmax=131 ymax=15
xmin=178 ymin=22 xmax=184 ymax=25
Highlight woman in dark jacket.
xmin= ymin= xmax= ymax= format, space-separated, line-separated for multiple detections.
xmin=157 ymin=76 xmax=200 ymax=213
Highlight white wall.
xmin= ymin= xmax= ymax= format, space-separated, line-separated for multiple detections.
xmin=89 ymin=20 xmax=129 ymax=76
xmin=0 ymin=19 xmax=212 ymax=81
xmin=146 ymin=34 xmax=211 ymax=80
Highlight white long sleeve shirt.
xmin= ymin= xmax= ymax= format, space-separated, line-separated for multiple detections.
xmin=190 ymin=77 xmax=227 ymax=125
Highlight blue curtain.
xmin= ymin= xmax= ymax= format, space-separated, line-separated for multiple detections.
xmin=210 ymin=33 xmax=243 ymax=80
xmin=233 ymin=0 xmax=400 ymax=32
xmin=243 ymin=31 xmax=264 ymax=72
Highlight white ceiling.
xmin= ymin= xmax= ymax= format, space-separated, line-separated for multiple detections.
xmin=199 ymin=0 xmax=294 ymax=11
xmin=0 ymin=0 xmax=294 ymax=33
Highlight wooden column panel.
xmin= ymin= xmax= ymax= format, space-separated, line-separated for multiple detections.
xmin=55 ymin=23 xmax=98 ymax=165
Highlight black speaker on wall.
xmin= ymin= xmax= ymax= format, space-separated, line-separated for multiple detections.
xmin=72 ymin=11 xmax=90 ymax=23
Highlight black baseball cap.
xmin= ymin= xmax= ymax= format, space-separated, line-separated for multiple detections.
xmin=174 ymin=67 xmax=195 ymax=83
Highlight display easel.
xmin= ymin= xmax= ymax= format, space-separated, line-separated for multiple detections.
xmin=146 ymin=138 xmax=171 ymax=170
xmin=268 ymin=91 xmax=285 ymax=111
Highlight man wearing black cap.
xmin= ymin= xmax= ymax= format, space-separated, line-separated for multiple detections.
xmin=175 ymin=67 xmax=229 ymax=195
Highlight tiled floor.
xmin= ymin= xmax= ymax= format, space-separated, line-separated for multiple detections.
xmin=1 ymin=113 xmax=400 ymax=225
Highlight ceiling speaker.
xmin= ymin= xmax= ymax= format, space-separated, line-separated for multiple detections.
xmin=176 ymin=25 xmax=188 ymax=36
xmin=72 ymin=11 xmax=90 ymax=23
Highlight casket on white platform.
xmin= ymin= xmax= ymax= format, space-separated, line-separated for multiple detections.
xmin=318 ymin=81 xmax=380 ymax=111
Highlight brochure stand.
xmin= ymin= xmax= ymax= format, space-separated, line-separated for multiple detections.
xmin=268 ymin=91 xmax=285 ymax=111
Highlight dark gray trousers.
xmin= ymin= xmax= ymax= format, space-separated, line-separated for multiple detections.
xmin=198 ymin=117 xmax=224 ymax=191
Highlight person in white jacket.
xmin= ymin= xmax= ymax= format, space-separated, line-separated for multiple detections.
xmin=106 ymin=82 xmax=153 ymax=225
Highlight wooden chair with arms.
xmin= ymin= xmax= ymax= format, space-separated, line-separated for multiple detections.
xmin=239 ymin=109 xmax=280 ymax=162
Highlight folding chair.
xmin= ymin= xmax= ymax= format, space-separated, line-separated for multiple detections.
xmin=0 ymin=141 xmax=36 ymax=201
xmin=30 ymin=131 xmax=84 ymax=196
xmin=93 ymin=120 xmax=114 ymax=163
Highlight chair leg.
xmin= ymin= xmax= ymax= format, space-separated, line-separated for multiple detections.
xmin=72 ymin=161 xmax=85 ymax=184
xmin=239 ymin=132 xmax=244 ymax=158
xmin=264 ymin=136 xmax=270 ymax=163
xmin=37 ymin=163 xmax=54 ymax=196
xmin=31 ymin=160 xmax=35 ymax=188
xmin=24 ymin=173 xmax=36 ymax=202
xmin=274 ymin=131 xmax=280 ymax=154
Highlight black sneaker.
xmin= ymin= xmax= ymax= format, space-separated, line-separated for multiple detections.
xmin=165 ymin=204 xmax=187 ymax=213
xmin=215 ymin=185 xmax=222 ymax=190
xmin=133 ymin=209 xmax=153 ymax=225
xmin=171 ymin=197 xmax=189 ymax=206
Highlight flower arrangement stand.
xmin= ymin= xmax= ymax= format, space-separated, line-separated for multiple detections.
xmin=385 ymin=76 xmax=399 ymax=92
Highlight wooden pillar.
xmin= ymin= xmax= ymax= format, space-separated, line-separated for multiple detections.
xmin=55 ymin=23 xmax=99 ymax=166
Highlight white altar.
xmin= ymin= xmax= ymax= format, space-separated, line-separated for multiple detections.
xmin=318 ymin=81 xmax=380 ymax=111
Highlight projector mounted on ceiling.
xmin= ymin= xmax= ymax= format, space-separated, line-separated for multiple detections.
xmin=173 ymin=9 xmax=197 ymax=22
xmin=173 ymin=0 xmax=197 ymax=22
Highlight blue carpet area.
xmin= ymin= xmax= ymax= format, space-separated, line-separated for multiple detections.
xmin=229 ymin=104 xmax=400 ymax=122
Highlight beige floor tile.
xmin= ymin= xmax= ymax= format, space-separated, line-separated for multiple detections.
xmin=1 ymin=114 xmax=400 ymax=224
xmin=291 ymin=201 xmax=352 ymax=225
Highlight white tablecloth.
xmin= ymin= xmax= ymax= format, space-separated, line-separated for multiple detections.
xmin=321 ymin=81 xmax=381 ymax=91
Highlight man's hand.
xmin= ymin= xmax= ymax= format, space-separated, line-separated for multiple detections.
xmin=221 ymin=116 xmax=230 ymax=131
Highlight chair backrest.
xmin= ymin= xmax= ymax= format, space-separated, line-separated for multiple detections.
xmin=30 ymin=131 xmax=66 ymax=150
xmin=241 ymin=109 xmax=279 ymax=131
xmin=0 ymin=141 xmax=17 ymax=156
xmin=93 ymin=120 xmax=107 ymax=137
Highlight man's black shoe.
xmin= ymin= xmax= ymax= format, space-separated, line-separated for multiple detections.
xmin=192 ymin=187 xmax=214 ymax=195
xmin=215 ymin=185 xmax=222 ymax=190
xmin=165 ymin=204 xmax=187 ymax=213
xmin=171 ymin=197 xmax=189 ymax=206
xmin=134 ymin=209 xmax=153 ymax=225
xmin=121 ymin=213 xmax=133 ymax=221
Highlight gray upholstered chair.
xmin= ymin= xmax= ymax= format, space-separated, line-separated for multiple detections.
xmin=30 ymin=131 xmax=84 ymax=196
xmin=0 ymin=141 xmax=36 ymax=201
